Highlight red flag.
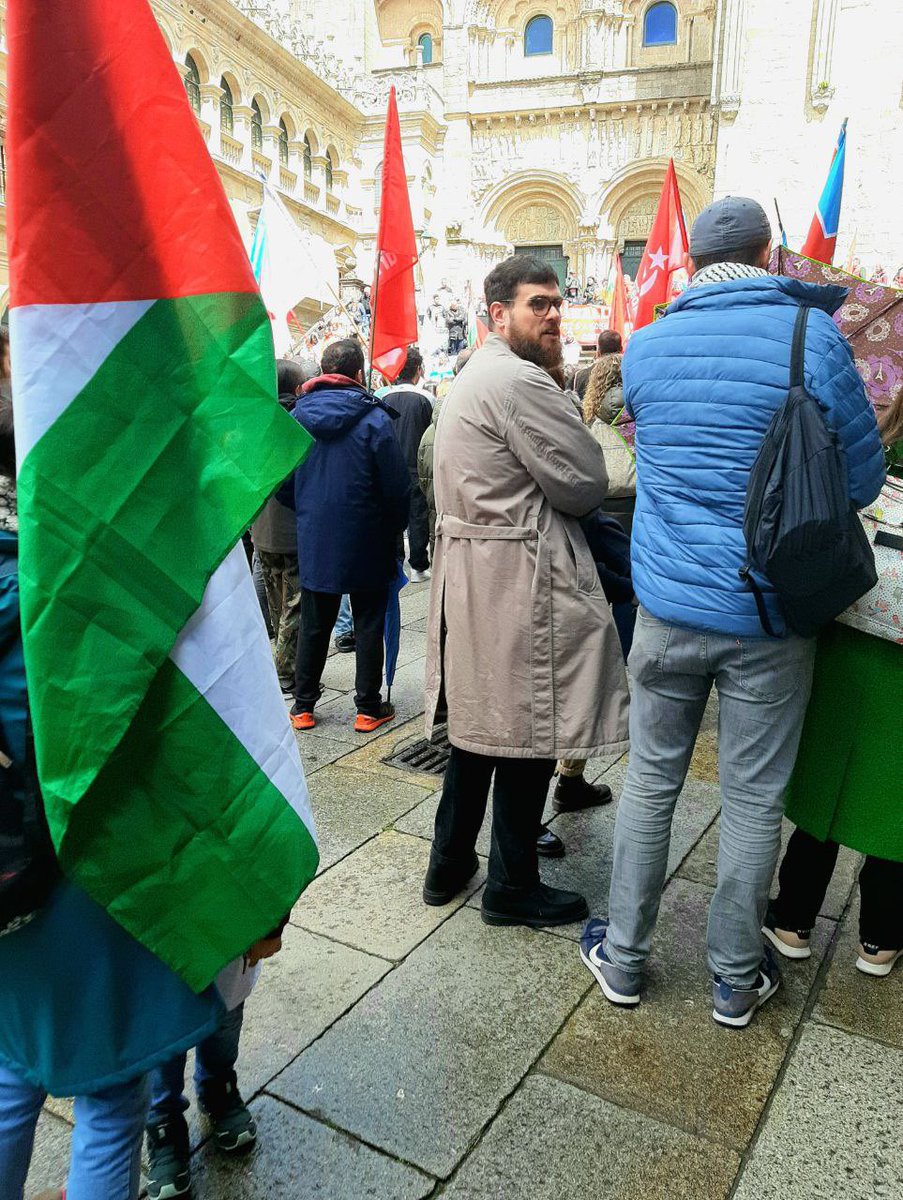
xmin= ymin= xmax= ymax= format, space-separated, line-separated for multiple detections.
xmin=632 ymin=160 xmax=688 ymax=331
xmin=608 ymin=253 xmax=629 ymax=343
xmin=370 ymin=87 xmax=418 ymax=382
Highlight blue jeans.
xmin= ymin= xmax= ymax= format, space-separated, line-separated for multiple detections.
xmin=334 ymin=594 xmax=353 ymax=638
xmin=147 ymin=1003 xmax=243 ymax=1124
xmin=0 ymin=1064 xmax=149 ymax=1200
xmin=607 ymin=609 xmax=816 ymax=988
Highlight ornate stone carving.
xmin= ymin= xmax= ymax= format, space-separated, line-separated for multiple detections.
xmin=616 ymin=196 xmax=657 ymax=242
xmin=505 ymin=205 xmax=564 ymax=244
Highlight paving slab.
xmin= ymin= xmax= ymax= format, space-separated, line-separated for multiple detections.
xmin=24 ymin=1112 xmax=72 ymax=1193
xmin=813 ymin=894 xmax=903 ymax=1049
xmin=540 ymin=877 xmax=833 ymax=1151
xmin=442 ymin=1074 xmax=739 ymax=1200
xmin=239 ymin=924 xmax=392 ymax=1094
xmin=271 ymin=906 xmax=590 ymax=1177
xmin=292 ymin=830 xmax=486 ymax=959
xmin=465 ymin=762 xmax=723 ymax=943
xmin=190 ymin=1094 xmax=434 ymax=1200
xmin=295 ymin=729 xmax=352 ymax=775
xmin=677 ymin=816 xmax=862 ymax=922
xmin=732 ymin=1024 xmax=903 ymax=1200
xmin=398 ymin=582 xmax=433 ymax=622
xmin=305 ymin=764 xmax=433 ymax=870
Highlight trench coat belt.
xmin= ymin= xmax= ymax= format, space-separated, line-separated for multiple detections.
xmin=436 ymin=514 xmax=537 ymax=542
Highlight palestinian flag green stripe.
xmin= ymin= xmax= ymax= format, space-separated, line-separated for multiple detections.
xmin=17 ymin=294 xmax=291 ymax=807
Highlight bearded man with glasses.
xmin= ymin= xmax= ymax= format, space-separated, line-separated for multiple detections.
xmin=421 ymin=256 xmax=630 ymax=927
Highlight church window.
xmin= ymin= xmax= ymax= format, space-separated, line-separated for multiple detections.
xmin=643 ymin=2 xmax=678 ymax=46
xmin=278 ymin=119 xmax=290 ymax=165
xmin=219 ymin=78 xmax=233 ymax=136
xmin=184 ymin=54 xmax=201 ymax=115
xmin=374 ymin=160 xmax=383 ymax=210
xmin=418 ymin=33 xmax=434 ymax=65
xmin=251 ymin=98 xmax=263 ymax=151
xmin=303 ymin=135 xmax=313 ymax=180
xmin=325 ymin=148 xmax=336 ymax=193
xmin=524 ymin=15 xmax=553 ymax=56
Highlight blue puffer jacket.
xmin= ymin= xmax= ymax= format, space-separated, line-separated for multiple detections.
xmin=624 ymin=275 xmax=886 ymax=637
xmin=292 ymin=375 xmax=411 ymax=593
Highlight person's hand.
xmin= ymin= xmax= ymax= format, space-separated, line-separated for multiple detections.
xmin=245 ymin=936 xmax=283 ymax=967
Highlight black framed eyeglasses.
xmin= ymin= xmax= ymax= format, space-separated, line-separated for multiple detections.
xmin=498 ymin=295 xmax=565 ymax=316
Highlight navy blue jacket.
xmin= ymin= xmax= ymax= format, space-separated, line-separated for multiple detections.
xmin=624 ymin=275 xmax=886 ymax=637
xmin=292 ymin=375 xmax=411 ymax=593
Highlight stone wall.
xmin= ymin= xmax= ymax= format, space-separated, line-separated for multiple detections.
xmin=714 ymin=0 xmax=903 ymax=275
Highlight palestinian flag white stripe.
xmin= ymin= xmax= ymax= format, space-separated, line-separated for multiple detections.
xmin=10 ymin=302 xmax=154 ymax=464
xmin=171 ymin=545 xmax=315 ymax=825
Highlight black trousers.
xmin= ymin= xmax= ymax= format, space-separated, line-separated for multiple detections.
xmin=407 ymin=485 xmax=430 ymax=571
xmin=431 ymin=746 xmax=555 ymax=891
xmin=772 ymin=827 xmax=903 ymax=948
xmin=294 ymin=587 xmax=388 ymax=716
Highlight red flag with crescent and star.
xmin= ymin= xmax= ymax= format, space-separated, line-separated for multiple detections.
xmin=632 ymin=159 xmax=688 ymax=331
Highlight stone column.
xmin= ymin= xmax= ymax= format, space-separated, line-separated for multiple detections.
xmin=198 ymin=83 xmax=223 ymax=150
xmin=809 ymin=0 xmax=839 ymax=111
xmin=311 ymin=155 xmax=331 ymax=206
xmin=711 ymin=0 xmax=746 ymax=121
xmin=261 ymin=124 xmax=284 ymax=185
xmin=230 ymin=104 xmax=257 ymax=172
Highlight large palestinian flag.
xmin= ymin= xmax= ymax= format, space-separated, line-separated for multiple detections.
xmin=6 ymin=0 xmax=318 ymax=991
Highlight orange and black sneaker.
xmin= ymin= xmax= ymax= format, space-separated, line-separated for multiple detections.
xmin=290 ymin=704 xmax=316 ymax=731
xmin=353 ymin=702 xmax=395 ymax=733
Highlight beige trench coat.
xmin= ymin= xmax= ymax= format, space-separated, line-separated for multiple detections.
xmin=424 ymin=335 xmax=630 ymax=760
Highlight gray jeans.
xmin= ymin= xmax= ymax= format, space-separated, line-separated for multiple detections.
xmin=607 ymin=608 xmax=816 ymax=989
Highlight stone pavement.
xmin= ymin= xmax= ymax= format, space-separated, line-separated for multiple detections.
xmin=27 ymin=580 xmax=903 ymax=1199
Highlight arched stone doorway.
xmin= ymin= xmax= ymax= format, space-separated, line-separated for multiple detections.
xmin=480 ymin=172 xmax=584 ymax=289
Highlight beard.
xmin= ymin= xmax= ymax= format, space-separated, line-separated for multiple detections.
xmin=507 ymin=321 xmax=563 ymax=371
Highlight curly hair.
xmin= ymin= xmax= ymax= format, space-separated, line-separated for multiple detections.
xmin=582 ymin=353 xmax=623 ymax=424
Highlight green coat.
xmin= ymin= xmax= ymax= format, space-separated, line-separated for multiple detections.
xmin=784 ymin=622 xmax=902 ymax=861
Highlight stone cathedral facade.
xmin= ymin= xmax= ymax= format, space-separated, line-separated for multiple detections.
xmin=0 ymin=0 xmax=900 ymax=314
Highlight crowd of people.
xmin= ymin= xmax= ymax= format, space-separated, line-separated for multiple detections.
xmin=0 ymin=194 xmax=900 ymax=1199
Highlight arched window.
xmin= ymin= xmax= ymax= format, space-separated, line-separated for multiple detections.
xmin=184 ymin=54 xmax=201 ymax=115
xmin=643 ymin=1 xmax=678 ymax=46
xmin=219 ymin=77 xmax=233 ymax=135
xmin=278 ymin=119 xmax=289 ymax=165
xmin=373 ymin=160 xmax=383 ymax=210
xmin=250 ymin=98 xmax=263 ymax=151
xmin=303 ymin=135 xmax=313 ymax=180
xmin=325 ymin=150 xmax=335 ymax=193
xmin=418 ymin=33 xmax=434 ymax=65
xmin=524 ymin=14 xmax=553 ymax=56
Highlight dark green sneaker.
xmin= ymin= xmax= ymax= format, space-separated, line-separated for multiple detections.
xmin=200 ymin=1081 xmax=258 ymax=1153
xmin=146 ymin=1117 xmax=191 ymax=1198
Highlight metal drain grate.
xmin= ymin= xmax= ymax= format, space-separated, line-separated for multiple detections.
xmin=384 ymin=726 xmax=451 ymax=775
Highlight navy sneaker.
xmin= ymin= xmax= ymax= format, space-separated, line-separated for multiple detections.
xmin=712 ymin=948 xmax=780 ymax=1028
xmin=579 ymin=918 xmax=641 ymax=1006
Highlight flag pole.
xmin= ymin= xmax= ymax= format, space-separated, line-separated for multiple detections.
xmin=367 ymin=245 xmax=382 ymax=391
xmin=774 ymin=198 xmax=788 ymax=247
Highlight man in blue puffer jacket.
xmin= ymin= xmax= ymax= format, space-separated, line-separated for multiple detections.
xmin=581 ymin=197 xmax=886 ymax=1029
xmin=289 ymin=338 xmax=411 ymax=734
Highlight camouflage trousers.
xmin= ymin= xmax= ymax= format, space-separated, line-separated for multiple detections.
xmin=258 ymin=549 xmax=301 ymax=688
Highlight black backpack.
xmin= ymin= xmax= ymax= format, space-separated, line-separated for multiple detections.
xmin=740 ymin=305 xmax=877 ymax=639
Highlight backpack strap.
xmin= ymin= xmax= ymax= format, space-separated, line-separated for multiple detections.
xmin=789 ymin=305 xmax=810 ymax=390
xmin=738 ymin=567 xmax=780 ymax=638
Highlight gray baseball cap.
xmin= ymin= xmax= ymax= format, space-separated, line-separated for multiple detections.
xmin=689 ymin=196 xmax=772 ymax=258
